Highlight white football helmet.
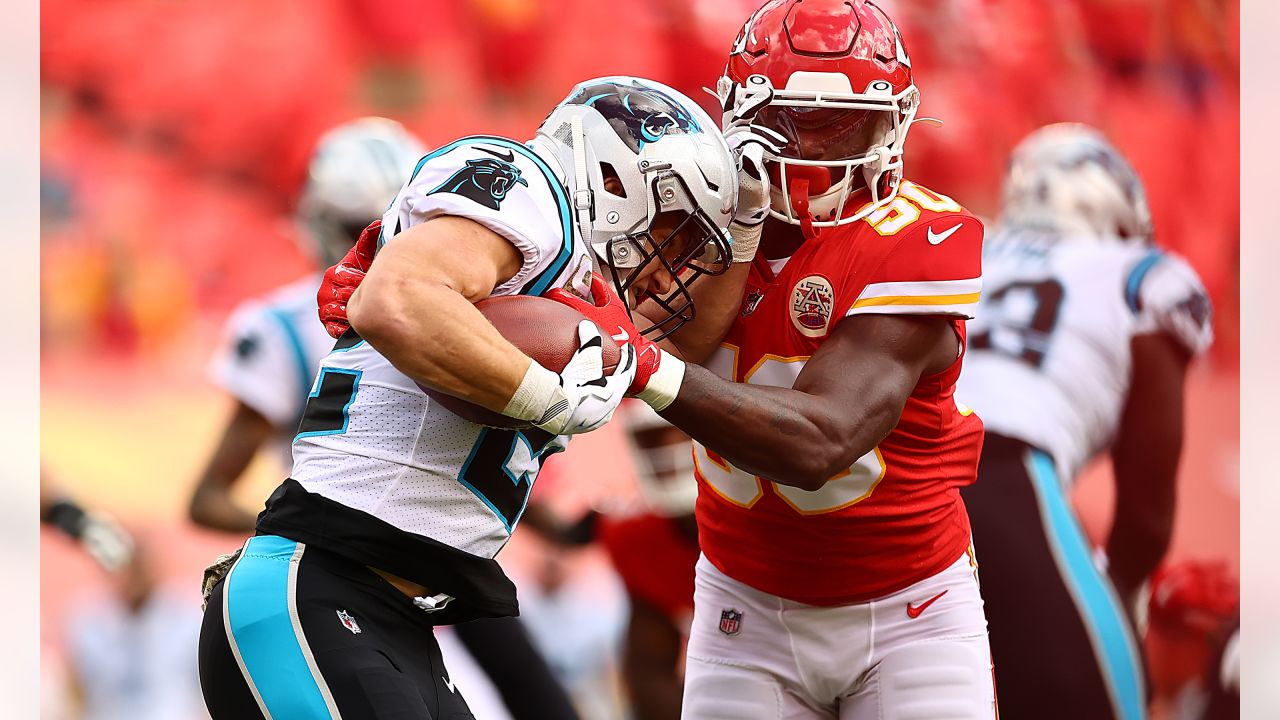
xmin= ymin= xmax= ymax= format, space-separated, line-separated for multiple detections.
xmin=1000 ymin=123 xmax=1153 ymax=243
xmin=623 ymin=402 xmax=696 ymax=517
xmin=298 ymin=117 xmax=427 ymax=265
xmin=531 ymin=77 xmax=737 ymax=339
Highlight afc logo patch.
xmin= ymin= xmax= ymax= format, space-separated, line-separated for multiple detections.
xmin=790 ymin=275 xmax=835 ymax=338
xmin=719 ymin=608 xmax=744 ymax=636
xmin=429 ymin=150 xmax=529 ymax=211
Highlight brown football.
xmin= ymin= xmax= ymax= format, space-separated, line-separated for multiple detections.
xmin=420 ymin=295 xmax=621 ymax=429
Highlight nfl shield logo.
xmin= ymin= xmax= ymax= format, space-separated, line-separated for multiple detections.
xmin=719 ymin=608 xmax=743 ymax=636
xmin=336 ymin=609 xmax=362 ymax=635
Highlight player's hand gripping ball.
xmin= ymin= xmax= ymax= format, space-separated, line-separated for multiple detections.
xmin=421 ymin=296 xmax=624 ymax=429
xmin=546 ymin=273 xmax=662 ymax=397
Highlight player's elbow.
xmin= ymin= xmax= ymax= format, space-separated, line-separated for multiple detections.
xmin=347 ymin=277 xmax=416 ymax=347
xmin=782 ymin=447 xmax=856 ymax=492
xmin=187 ymin=484 xmax=218 ymax=529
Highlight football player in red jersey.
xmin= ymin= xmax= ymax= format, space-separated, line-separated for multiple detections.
xmin=555 ymin=2 xmax=995 ymax=718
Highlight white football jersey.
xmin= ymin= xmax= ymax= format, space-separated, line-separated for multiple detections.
xmin=208 ymin=274 xmax=335 ymax=465
xmin=957 ymin=228 xmax=1213 ymax=483
xmin=288 ymin=136 xmax=593 ymax=559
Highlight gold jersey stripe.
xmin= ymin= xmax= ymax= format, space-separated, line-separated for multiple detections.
xmin=851 ymin=291 xmax=981 ymax=309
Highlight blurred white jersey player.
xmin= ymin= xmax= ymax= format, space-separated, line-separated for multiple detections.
xmin=194 ymin=117 xmax=426 ymax=532
xmin=957 ymin=124 xmax=1213 ymax=720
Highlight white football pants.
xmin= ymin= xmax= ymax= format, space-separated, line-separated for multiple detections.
xmin=682 ymin=550 xmax=996 ymax=720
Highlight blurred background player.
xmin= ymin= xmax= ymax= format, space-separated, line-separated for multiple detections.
xmin=189 ymin=116 xmax=425 ymax=532
xmin=958 ymin=123 xmax=1214 ymax=720
xmin=187 ymin=116 xmax=582 ymax=720
xmin=62 ymin=533 xmax=206 ymax=720
xmin=596 ymin=402 xmax=699 ymax=720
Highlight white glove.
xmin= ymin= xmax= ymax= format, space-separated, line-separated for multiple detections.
xmin=713 ymin=74 xmax=788 ymax=261
xmin=80 ymin=512 xmax=135 ymax=572
xmin=504 ymin=321 xmax=637 ymax=435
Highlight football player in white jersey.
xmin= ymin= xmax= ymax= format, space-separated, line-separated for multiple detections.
xmin=957 ymin=124 xmax=1214 ymax=720
xmin=198 ymin=76 xmax=758 ymax=720
xmin=190 ymin=118 xmax=584 ymax=720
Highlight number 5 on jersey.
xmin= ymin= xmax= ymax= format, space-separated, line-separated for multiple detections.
xmin=693 ymin=353 xmax=886 ymax=515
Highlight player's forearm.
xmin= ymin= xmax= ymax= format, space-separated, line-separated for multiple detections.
xmin=660 ymin=363 xmax=898 ymax=490
xmin=348 ymin=280 xmax=533 ymax=412
xmin=653 ymin=263 xmax=750 ymax=364
xmin=189 ymin=482 xmax=258 ymax=533
xmin=1106 ymin=471 xmax=1177 ymax=597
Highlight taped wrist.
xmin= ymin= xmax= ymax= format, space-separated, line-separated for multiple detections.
xmin=502 ymin=360 xmax=566 ymax=426
xmin=42 ymin=500 xmax=88 ymax=538
xmin=729 ymin=221 xmax=763 ymax=263
xmin=637 ymin=350 xmax=685 ymax=411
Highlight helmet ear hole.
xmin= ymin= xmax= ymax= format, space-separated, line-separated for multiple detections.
xmin=600 ymin=162 xmax=628 ymax=198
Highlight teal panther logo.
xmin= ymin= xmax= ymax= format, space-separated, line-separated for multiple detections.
xmin=430 ymin=154 xmax=529 ymax=210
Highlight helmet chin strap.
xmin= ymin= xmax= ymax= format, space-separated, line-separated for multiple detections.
xmin=788 ymin=177 xmax=820 ymax=240
xmin=571 ymin=115 xmax=595 ymax=243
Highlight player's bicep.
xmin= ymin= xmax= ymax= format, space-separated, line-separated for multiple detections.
xmin=363 ymin=216 xmax=524 ymax=304
xmin=796 ymin=313 xmax=955 ymax=400
xmin=789 ymin=313 xmax=954 ymax=456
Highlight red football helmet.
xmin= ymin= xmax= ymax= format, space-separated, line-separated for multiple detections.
xmin=720 ymin=0 xmax=920 ymax=231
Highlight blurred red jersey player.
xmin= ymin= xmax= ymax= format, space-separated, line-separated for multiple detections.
xmin=597 ymin=403 xmax=700 ymax=720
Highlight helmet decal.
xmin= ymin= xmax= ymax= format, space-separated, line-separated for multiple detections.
xmin=568 ymin=79 xmax=703 ymax=151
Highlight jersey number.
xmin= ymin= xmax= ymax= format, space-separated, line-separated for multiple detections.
xmin=694 ymin=353 xmax=886 ymax=515
xmin=968 ymin=279 xmax=1065 ymax=367
xmin=296 ymin=368 xmax=362 ymax=439
xmin=865 ymin=182 xmax=962 ymax=236
xmin=460 ymin=428 xmax=566 ymax=532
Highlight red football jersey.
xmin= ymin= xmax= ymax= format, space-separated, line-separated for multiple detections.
xmin=694 ymin=180 xmax=985 ymax=606
xmin=599 ymin=511 xmax=699 ymax=628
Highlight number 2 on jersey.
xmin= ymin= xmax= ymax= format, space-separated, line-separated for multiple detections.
xmin=968 ymin=279 xmax=1065 ymax=367
xmin=460 ymin=428 xmax=566 ymax=532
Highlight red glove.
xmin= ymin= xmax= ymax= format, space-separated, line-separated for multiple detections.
xmin=317 ymin=220 xmax=380 ymax=338
xmin=546 ymin=273 xmax=663 ymax=397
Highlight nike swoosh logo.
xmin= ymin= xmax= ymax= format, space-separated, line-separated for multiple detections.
xmin=927 ymin=223 xmax=963 ymax=245
xmin=443 ymin=675 xmax=457 ymax=694
xmin=906 ymin=589 xmax=949 ymax=618
xmin=474 ymin=146 xmax=515 ymax=163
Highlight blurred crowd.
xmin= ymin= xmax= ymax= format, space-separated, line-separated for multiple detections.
xmin=40 ymin=0 xmax=1239 ymax=361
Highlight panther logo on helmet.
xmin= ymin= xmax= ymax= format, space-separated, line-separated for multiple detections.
xmin=568 ymin=80 xmax=703 ymax=151
xmin=429 ymin=156 xmax=529 ymax=211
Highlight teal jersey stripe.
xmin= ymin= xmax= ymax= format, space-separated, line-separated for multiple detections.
xmin=224 ymin=536 xmax=336 ymax=719
xmin=396 ymin=136 xmax=573 ymax=295
xmin=1027 ymin=451 xmax=1146 ymax=720
xmin=1124 ymin=250 xmax=1165 ymax=313
xmin=266 ymin=307 xmax=314 ymax=409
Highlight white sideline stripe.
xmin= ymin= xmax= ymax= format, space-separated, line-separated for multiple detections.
xmin=288 ymin=543 xmax=344 ymax=719
xmin=858 ymin=277 xmax=982 ymax=299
